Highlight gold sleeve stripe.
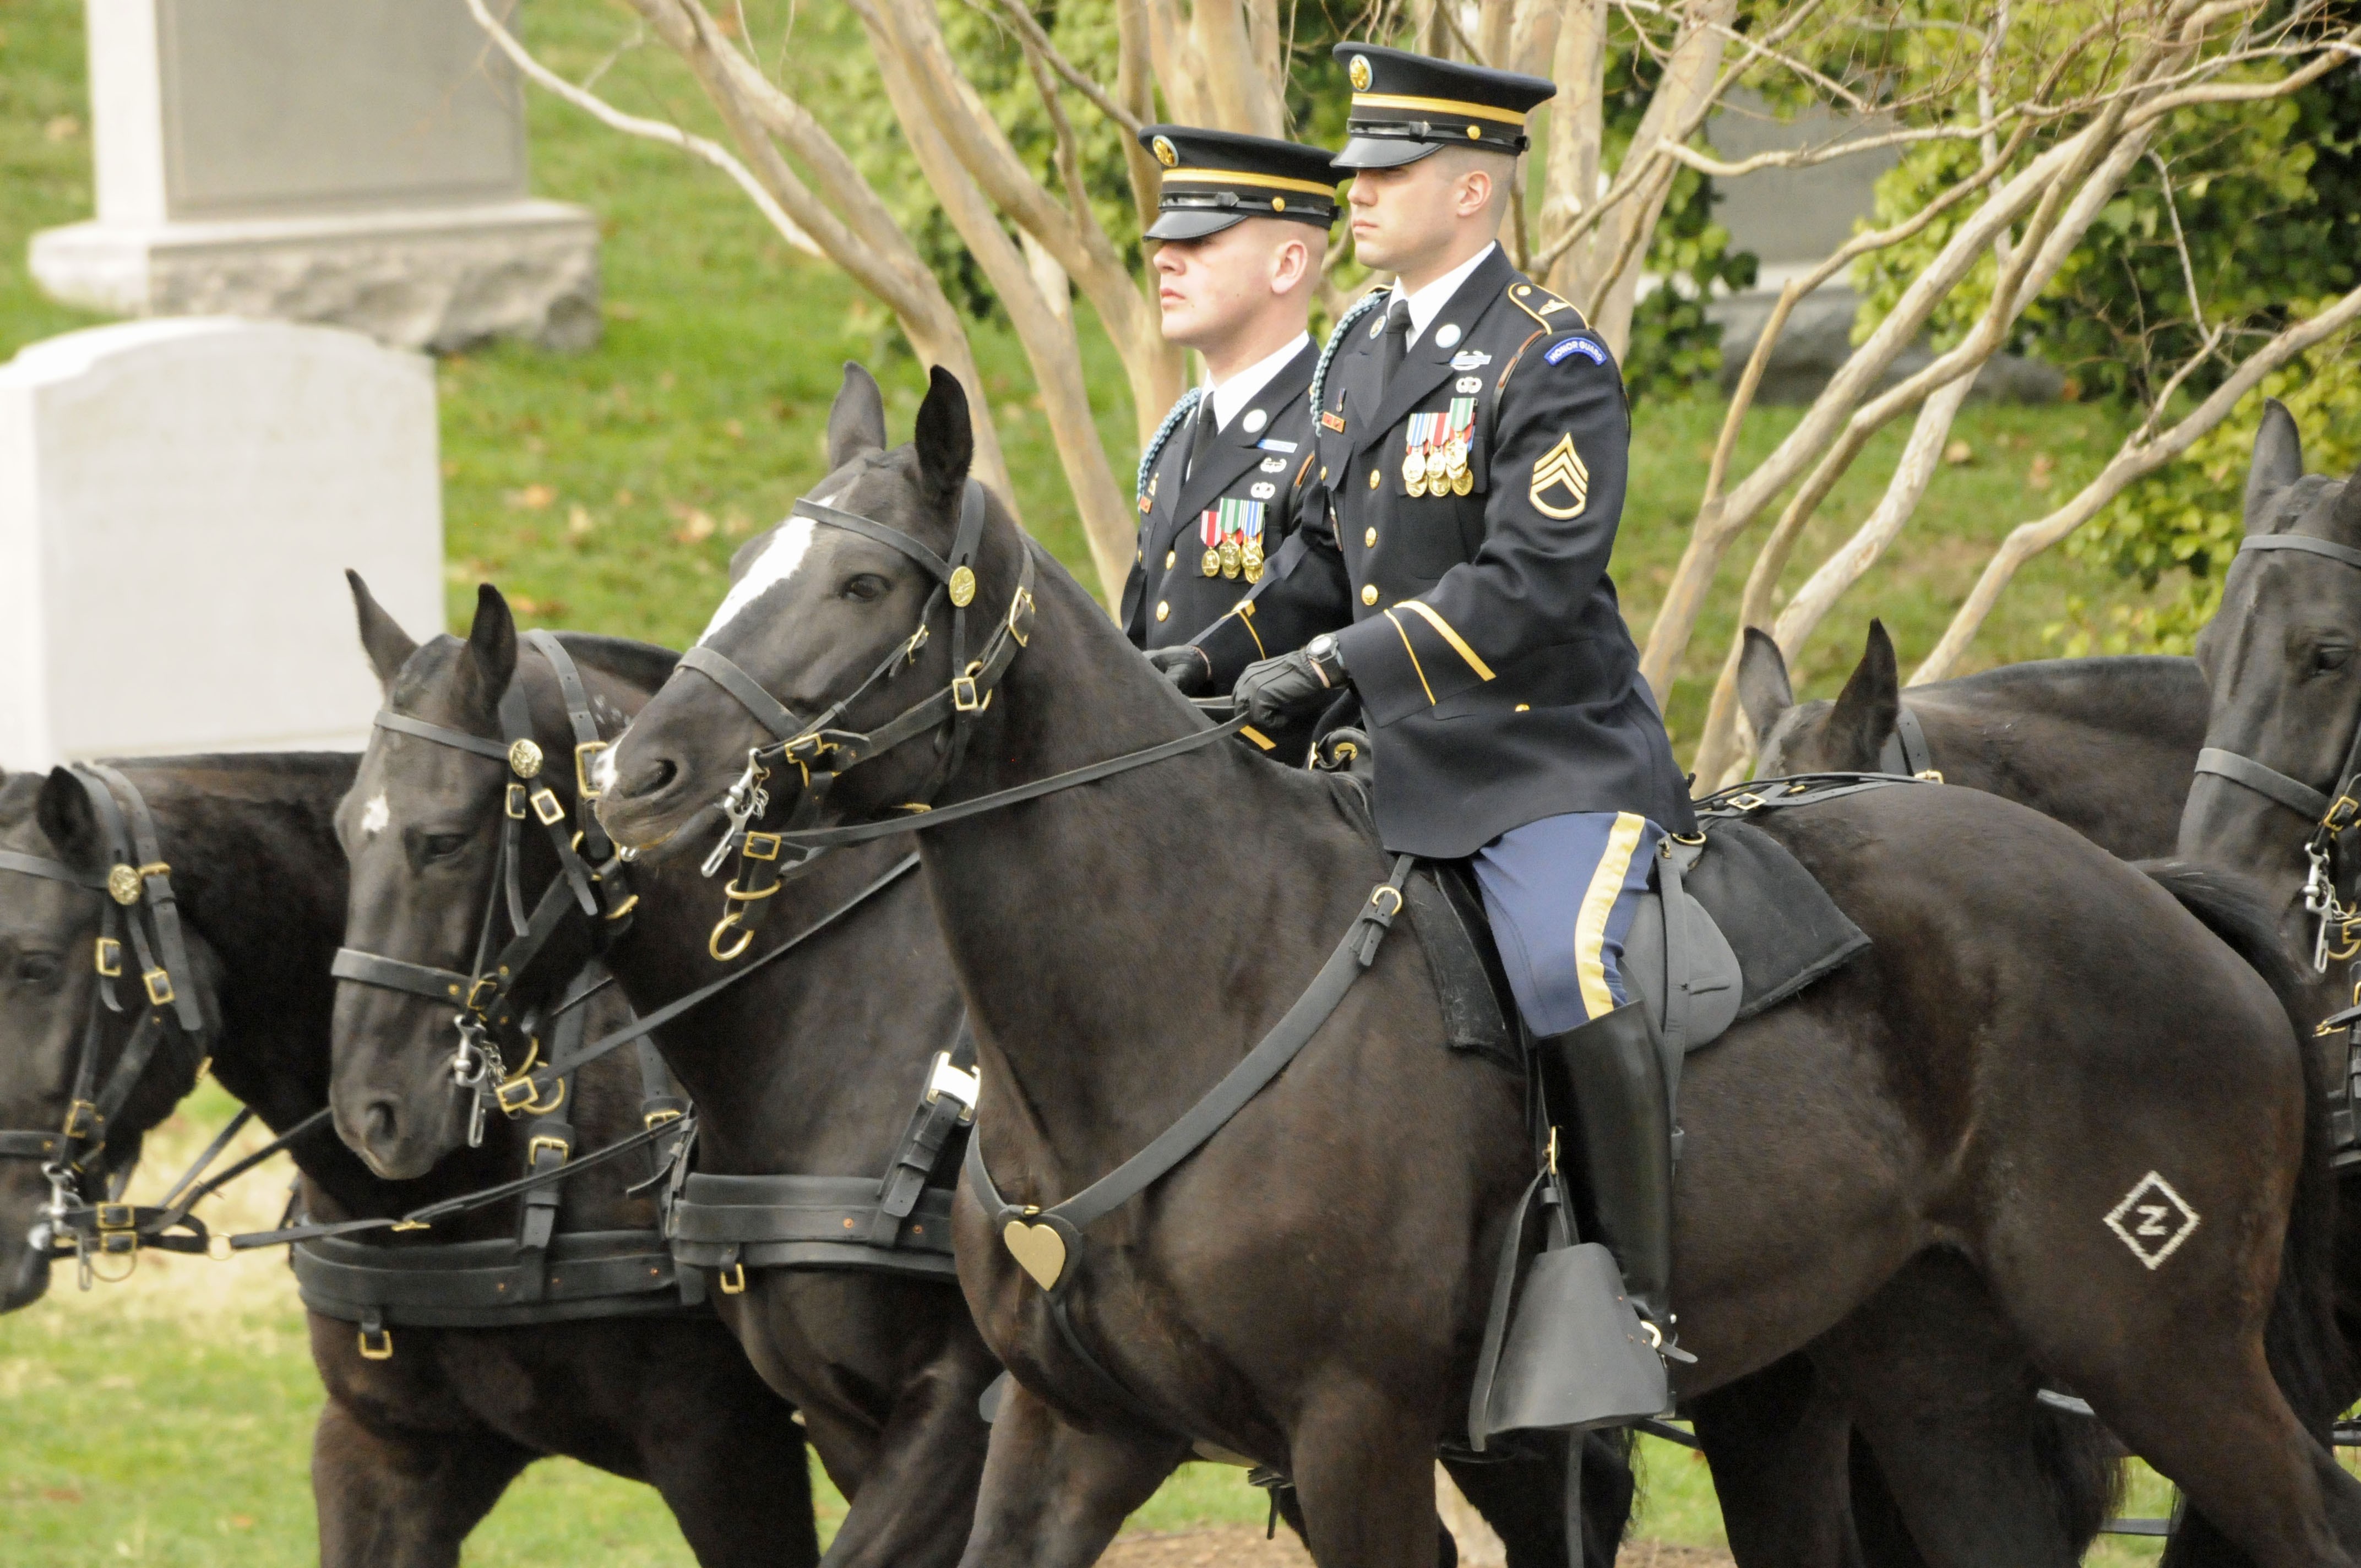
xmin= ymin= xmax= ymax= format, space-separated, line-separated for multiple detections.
xmin=1383 ymin=608 xmax=1438 ymax=706
xmin=1394 ymin=600 xmax=1495 ymax=681
xmin=1573 ymin=813 xmax=1648 ymax=1018
xmin=1239 ymin=725 xmax=1277 ymax=751
xmin=1351 ymin=93 xmax=1529 ymax=128
xmin=1221 ymin=602 xmax=1268 ymax=660
xmin=1162 ymin=170 xmax=1338 ymax=197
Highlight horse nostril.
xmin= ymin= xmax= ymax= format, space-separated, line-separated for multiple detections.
xmin=363 ymin=1099 xmax=399 ymax=1150
xmin=650 ymin=758 xmax=678 ymax=792
xmin=617 ymin=754 xmax=679 ymax=801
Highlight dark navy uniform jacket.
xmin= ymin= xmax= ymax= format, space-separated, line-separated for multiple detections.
xmin=1119 ymin=339 xmax=1321 ymax=665
xmin=1197 ymin=246 xmax=1695 ymax=856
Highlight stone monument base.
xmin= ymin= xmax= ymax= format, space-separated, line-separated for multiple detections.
xmin=30 ymin=197 xmax=599 ymax=354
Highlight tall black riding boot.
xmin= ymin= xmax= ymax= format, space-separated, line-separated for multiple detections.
xmin=1543 ymin=1001 xmax=1677 ymax=1332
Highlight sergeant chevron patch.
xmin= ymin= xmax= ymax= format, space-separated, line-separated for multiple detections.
xmin=1530 ymin=435 xmax=1590 ymax=520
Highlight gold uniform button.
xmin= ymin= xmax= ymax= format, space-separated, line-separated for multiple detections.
xmin=1364 ymin=527 xmax=1378 ymax=547
xmin=1369 ymin=469 xmax=1381 ymax=489
xmin=1515 ymin=704 xmax=1531 ymax=712
xmin=1165 ymin=549 xmax=1176 ymax=570
xmin=1320 ymin=466 xmax=1329 ymax=481
xmin=1156 ymin=601 xmax=1170 ymax=622
xmin=1361 ymin=584 xmax=1379 ymax=607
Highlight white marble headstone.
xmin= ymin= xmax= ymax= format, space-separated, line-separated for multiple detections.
xmin=0 ymin=317 xmax=445 ymax=766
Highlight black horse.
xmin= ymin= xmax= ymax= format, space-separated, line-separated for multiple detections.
xmin=597 ymin=362 xmax=2360 ymax=1568
xmin=1737 ymin=623 xmax=2205 ymax=859
xmin=0 ymin=755 xmax=809 ymax=1566
xmin=323 ymin=584 xmax=1657 ymax=1568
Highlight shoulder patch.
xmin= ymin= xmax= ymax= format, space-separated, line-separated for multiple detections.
xmin=1545 ymin=336 xmax=1608 ymax=367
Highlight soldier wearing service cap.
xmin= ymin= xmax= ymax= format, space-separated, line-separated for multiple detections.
xmin=1119 ymin=126 xmax=1342 ymax=759
xmin=1161 ymin=46 xmax=1695 ymax=1345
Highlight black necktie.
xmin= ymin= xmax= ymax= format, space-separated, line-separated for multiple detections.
xmin=1183 ymin=393 xmax=1218 ymax=481
xmin=1379 ymin=295 xmax=1413 ymax=397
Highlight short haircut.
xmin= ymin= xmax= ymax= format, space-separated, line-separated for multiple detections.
xmin=1431 ymin=144 xmax=1520 ymax=228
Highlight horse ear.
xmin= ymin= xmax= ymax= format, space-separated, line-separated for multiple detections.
xmin=1736 ymin=628 xmax=1796 ymax=741
xmin=827 ymin=362 xmax=888 ymax=470
xmin=464 ymin=583 xmax=518 ymax=701
xmin=34 ymin=767 xmax=99 ymax=861
xmin=346 ymin=569 xmax=420 ymax=689
xmin=911 ymin=364 xmax=974 ymax=507
xmin=2246 ymin=399 xmax=2304 ymax=532
xmin=1825 ymin=620 xmax=1901 ymax=765
xmin=2337 ymin=455 xmax=2361 ymax=532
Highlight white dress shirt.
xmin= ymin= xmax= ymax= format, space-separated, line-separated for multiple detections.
xmin=1393 ymin=242 xmax=1499 ymax=349
xmin=1205 ymin=330 xmax=1312 ymax=431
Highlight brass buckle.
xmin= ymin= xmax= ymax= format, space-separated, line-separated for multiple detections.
xmin=1916 ymin=769 xmax=1945 ymax=784
xmin=574 ymin=741 xmax=610 ymax=800
xmin=922 ymin=1049 xmax=980 ymax=1123
xmin=718 ymin=1262 xmax=747 ymax=1294
xmin=2329 ymin=794 xmax=2361 ymax=834
xmin=495 ymin=1076 xmax=542 ymax=1115
xmin=61 ymin=1100 xmax=101 ymax=1140
xmin=93 ymin=937 xmax=121 ymax=977
xmin=1724 ymin=792 xmax=1767 ymax=812
xmin=742 ymin=832 xmax=781 ymax=862
xmin=505 ymin=783 xmax=529 ymax=820
xmin=1369 ymin=884 xmax=1404 ymax=917
xmin=143 ymin=968 xmax=176 ymax=1007
xmin=1007 ymin=589 xmax=1035 ymax=647
xmin=464 ymin=976 xmax=501 ymax=1014
xmin=357 ymin=1327 xmax=394 ymax=1360
xmin=953 ymin=665 xmax=991 ymax=714
xmin=96 ymin=1202 xmax=135 ymax=1232
xmin=530 ymin=788 xmax=565 ymax=826
xmin=603 ymin=893 xmax=640 ymax=922
xmin=723 ymin=877 xmax=779 ymax=903
xmin=526 ymin=1135 xmax=570 ymax=1166
xmin=644 ymin=1107 xmax=684 ymax=1130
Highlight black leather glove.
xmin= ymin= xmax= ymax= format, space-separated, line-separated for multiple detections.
xmin=1234 ymin=647 xmax=1340 ymax=728
xmin=1145 ymin=645 xmax=1212 ymax=695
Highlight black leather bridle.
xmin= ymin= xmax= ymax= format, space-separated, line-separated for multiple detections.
xmin=2189 ymin=532 xmax=2361 ymax=1161
xmin=0 ymin=765 xmax=214 ymax=1284
xmin=676 ymin=481 xmax=1040 ymax=959
xmin=330 ymin=630 xmax=640 ymax=1143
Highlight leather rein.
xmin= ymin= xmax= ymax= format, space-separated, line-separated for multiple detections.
xmin=330 ymin=630 xmax=640 ymax=1142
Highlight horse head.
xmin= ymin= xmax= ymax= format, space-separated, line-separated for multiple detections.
xmin=2178 ymin=399 xmax=2361 ymax=933
xmin=1737 ymin=620 xmax=1903 ymax=776
xmin=601 ymin=361 xmax=1029 ymax=854
xmin=0 ymin=768 xmax=214 ymax=1307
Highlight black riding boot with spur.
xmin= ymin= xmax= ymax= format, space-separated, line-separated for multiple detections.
xmin=1544 ymin=1001 xmax=1678 ymax=1338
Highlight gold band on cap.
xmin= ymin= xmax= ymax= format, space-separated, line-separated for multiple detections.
xmin=1350 ymin=92 xmax=1530 ymax=128
xmin=1161 ymin=169 xmax=1339 ymax=198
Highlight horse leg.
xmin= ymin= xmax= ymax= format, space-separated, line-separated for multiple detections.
xmin=955 ymin=1379 xmax=1186 ymax=1568
xmin=809 ymin=1340 xmax=999 ymax=1568
xmin=632 ymin=1376 xmax=820 ymax=1568
xmin=1687 ymin=1354 xmax=1870 ymax=1568
xmin=312 ymin=1396 xmax=532 ymax=1568
xmin=1809 ymin=1254 xmax=2095 ymax=1568
xmin=1288 ymin=1378 xmax=1450 ymax=1568
xmin=1443 ymin=1431 xmax=1638 ymax=1568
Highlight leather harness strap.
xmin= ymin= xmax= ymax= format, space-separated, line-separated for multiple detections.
xmin=2195 ymin=747 xmax=2332 ymax=820
xmin=1878 ymin=705 xmax=1937 ymax=781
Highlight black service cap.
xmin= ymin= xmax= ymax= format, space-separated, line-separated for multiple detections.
xmin=1331 ymin=44 xmax=1555 ymax=169
xmin=1139 ymin=125 xmax=1341 ymax=241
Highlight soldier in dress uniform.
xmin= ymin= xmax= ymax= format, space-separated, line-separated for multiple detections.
xmin=1165 ymin=45 xmax=1696 ymax=1342
xmin=1118 ymin=126 xmax=1341 ymax=758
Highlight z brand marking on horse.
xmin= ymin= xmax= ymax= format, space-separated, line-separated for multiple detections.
xmin=2104 ymin=1172 xmax=2200 ymax=1269
xmin=361 ymin=793 xmax=390 ymax=837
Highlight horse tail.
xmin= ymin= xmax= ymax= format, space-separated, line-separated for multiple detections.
xmin=2140 ymin=860 xmax=2351 ymax=1436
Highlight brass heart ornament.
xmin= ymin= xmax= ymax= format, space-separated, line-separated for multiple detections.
xmin=1002 ymin=1218 xmax=1068 ymax=1289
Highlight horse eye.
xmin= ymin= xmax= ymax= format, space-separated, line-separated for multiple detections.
xmin=2314 ymin=645 xmax=2353 ymax=675
xmin=15 ymin=952 xmax=59 ymax=984
xmin=421 ymin=832 xmax=470 ymax=859
xmin=841 ymin=574 xmax=890 ymax=603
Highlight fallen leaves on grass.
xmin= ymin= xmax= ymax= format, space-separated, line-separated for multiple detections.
xmin=2030 ymin=452 xmax=2055 ymax=491
xmin=569 ymin=505 xmax=597 ymax=538
xmin=510 ymin=595 xmax=567 ymax=619
xmin=669 ymin=500 xmax=717 ymax=544
xmin=42 ymin=114 xmax=79 ymax=142
xmin=509 ymin=483 xmax=557 ymax=510
xmin=1944 ymin=439 xmax=1974 ymax=466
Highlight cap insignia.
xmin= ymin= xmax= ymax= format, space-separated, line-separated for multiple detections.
xmin=1152 ymin=135 xmax=1179 ymax=168
xmin=1349 ymin=55 xmax=1373 ymax=91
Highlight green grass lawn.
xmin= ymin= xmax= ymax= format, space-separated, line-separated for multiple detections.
xmin=0 ymin=0 xmax=2223 ymax=1561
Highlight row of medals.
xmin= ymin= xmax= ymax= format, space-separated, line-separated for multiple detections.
xmin=1203 ymin=534 xmax=1265 ymax=582
xmin=1406 ymin=409 xmax=1476 ymax=498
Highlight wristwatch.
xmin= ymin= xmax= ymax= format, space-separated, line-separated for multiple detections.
xmin=1307 ymin=633 xmax=1347 ymax=689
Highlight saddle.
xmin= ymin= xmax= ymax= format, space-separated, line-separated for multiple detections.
xmin=1315 ymin=734 xmax=1870 ymax=1081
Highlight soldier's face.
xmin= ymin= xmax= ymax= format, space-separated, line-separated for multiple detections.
xmin=1348 ymin=156 xmax=1491 ymax=277
xmin=1152 ymin=223 xmax=1301 ymax=347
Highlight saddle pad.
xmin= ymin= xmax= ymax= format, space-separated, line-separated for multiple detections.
xmin=1682 ymin=818 xmax=1869 ymax=1027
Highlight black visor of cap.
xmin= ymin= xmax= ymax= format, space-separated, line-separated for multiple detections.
xmin=1140 ymin=124 xmax=1340 ymax=239
xmin=1330 ymin=43 xmax=1554 ymax=168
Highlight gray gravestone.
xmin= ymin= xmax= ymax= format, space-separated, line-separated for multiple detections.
xmin=31 ymin=0 xmax=599 ymax=353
